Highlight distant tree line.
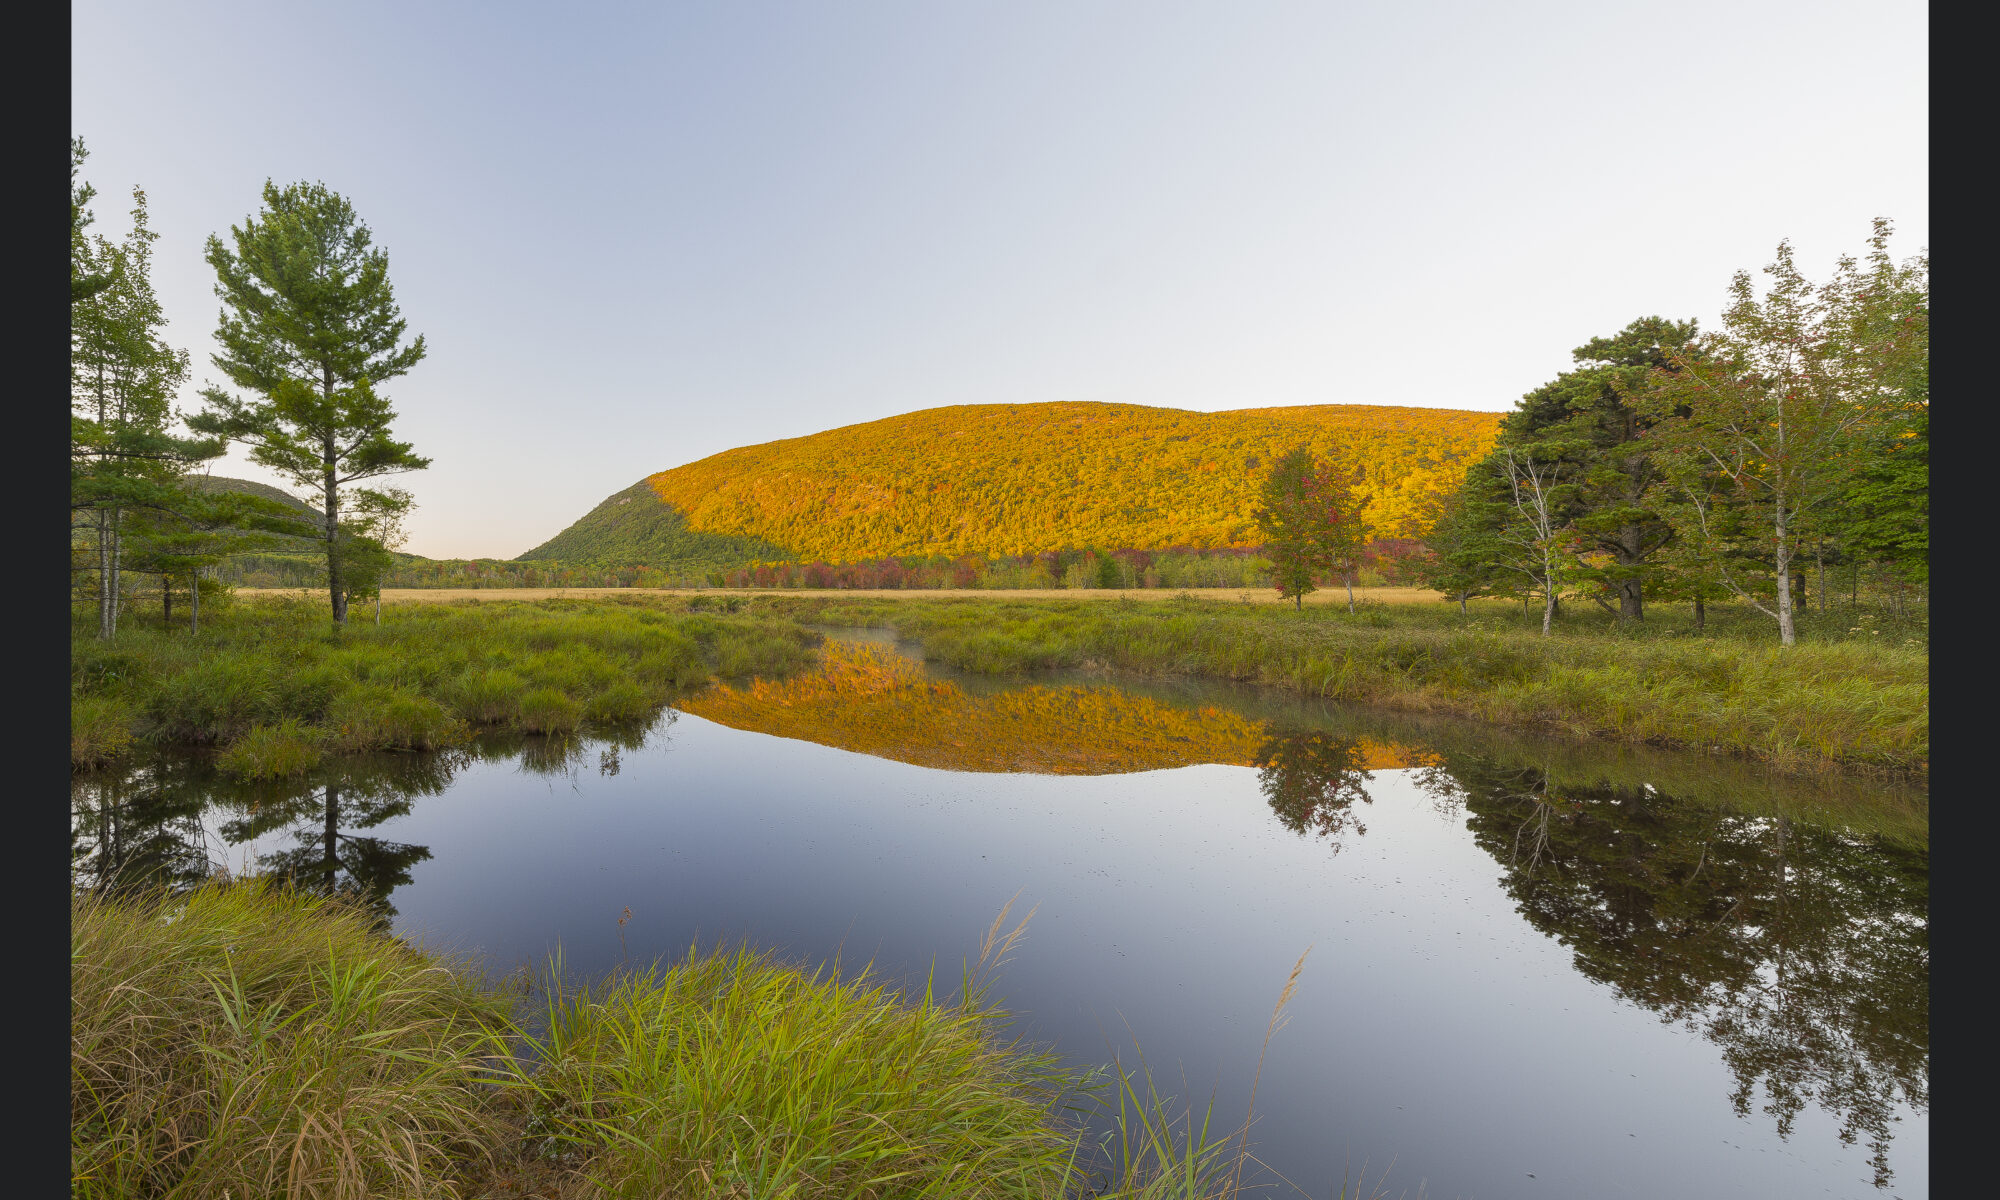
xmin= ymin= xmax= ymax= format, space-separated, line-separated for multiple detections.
xmin=204 ymin=544 xmax=1432 ymax=594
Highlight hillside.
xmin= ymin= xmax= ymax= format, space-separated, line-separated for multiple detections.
xmin=183 ymin=474 xmax=324 ymax=527
xmin=520 ymin=480 xmax=791 ymax=572
xmin=522 ymin=401 xmax=1499 ymax=567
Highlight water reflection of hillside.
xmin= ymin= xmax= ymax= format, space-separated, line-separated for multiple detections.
xmin=678 ymin=640 xmax=1428 ymax=774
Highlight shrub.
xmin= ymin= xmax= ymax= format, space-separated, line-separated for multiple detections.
xmin=517 ymin=687 xmax=584 ymax=735
xmin=216 ymin=720 xmax=326 ymax=779
xmin=329 ymin=685 xmax=469 ymax=752
xmin=71 ymin=695 xmax=136 ymax=769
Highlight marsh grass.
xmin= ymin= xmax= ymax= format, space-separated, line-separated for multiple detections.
xmin=71 ymin=881 xmax=511 ymax=1200
xmin=71 ymin=694 xmax=137 ymax=768
xmin=764 ymin=596 xmax=1928 ymax=774
xmin=74 ymin=884 xmax=1319 ymax=1199
xmin=71 ymin=595 xmax=818 ymax=769
xmin=216 ymin=718 xmax=326 ymax=778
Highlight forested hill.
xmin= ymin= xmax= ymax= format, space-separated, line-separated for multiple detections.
xmin=185 ymin=474 xmax=322 ymax=523
xmin=520 ymin=401 xmax=1500 ymax=567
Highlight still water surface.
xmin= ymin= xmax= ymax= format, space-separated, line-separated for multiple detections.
xmin=74 ymin=632 xmax=1928 ymax=1199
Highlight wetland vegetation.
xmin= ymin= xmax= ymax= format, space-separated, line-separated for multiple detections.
xmin=69 ymin=595 xmax=816 ymax=772
xmin=74 ymin=590 xmax=1927 ymax=778
xmin=764 ymin=594 xmax=1929 ymax=775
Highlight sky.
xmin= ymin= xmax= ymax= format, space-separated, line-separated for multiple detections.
xmin=72 ymin=1 xmax=1928 ymax=559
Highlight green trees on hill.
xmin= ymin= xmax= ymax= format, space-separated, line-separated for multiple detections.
xmin=517 ymin=480 xmax=791 ymax=571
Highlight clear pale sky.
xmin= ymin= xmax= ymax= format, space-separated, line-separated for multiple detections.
xmin=71 ymin=1 xmax=1928 ymax=559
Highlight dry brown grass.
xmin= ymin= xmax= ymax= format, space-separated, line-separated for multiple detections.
xmin=235 ymin=585 xmax=1450 ymax=606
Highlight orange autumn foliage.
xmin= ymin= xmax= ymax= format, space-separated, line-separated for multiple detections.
xmin=639 ymin=401 xmax=1499 ymax=563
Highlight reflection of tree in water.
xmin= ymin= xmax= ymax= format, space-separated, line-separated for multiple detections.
xmin=72 ymin=718 xmax=667 ymax=918
xmin=218 ymin=755 xmax=458 ymax=925
xmin=1417 ymin=757 xmax=1927 ymax=1190
xmin=1255 ymin=732 xmax=1375 ymax=853
xmin=72 ymin=756 xmax=226 ymax=894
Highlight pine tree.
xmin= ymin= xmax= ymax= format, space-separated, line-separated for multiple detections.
xmin=70 ymin=156 xmax=219 ymax=638
xmin=191 ymin=181 xmax=429 ymax=624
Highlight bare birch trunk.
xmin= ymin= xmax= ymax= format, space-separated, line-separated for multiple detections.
xmin=191 ymin=570 xmax=200 ymax=635
xmin=96 ymin=510 xmax=113 ymax=639
xmin=1816 ymin=540 xmax=1826 ymax=614
xmin=1345 ymin=569 xmax=1355 ymax=614
xmin=1541 ymin=555 xmax=1555 ymax=637
xmin=109 ymin=510 xmax=123 ymax=635
xmin=1773 ymin=498 xmax=1795 ymax=646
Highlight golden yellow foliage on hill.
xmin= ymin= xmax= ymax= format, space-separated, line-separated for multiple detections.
xmin=645 ymin=401 xmax=1499 ymax=562
xmin=678 ymin=641 xmax=1427 ymax=775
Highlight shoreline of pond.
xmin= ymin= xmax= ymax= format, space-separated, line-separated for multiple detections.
xmin=71 ymin=593 xmax=1928 ymax=782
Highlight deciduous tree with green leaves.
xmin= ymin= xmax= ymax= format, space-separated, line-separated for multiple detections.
xmin=191 ymin=181 xmax=430 ymax=624
xmin=1254 ymin=449 xmax=1369 ymax=611
xmin=1643 ymin=221 xmax=1926 ymax=645
xmin=346 ymin=486 xmax=415 ymax=625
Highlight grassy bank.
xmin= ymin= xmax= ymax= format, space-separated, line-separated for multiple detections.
xmin=70 ymin=595 xmax=816 ymax=772
xmin=73 ymin=884 xmax=1265 ymax=1199
xmin=74 ymin=588 xmax=1928 ymax=775
xmin=763 ymin=595 xmax=1929 ymax=775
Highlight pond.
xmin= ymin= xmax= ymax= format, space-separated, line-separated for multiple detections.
xmin=73 ymin=631 xmax=1929 ymax=1199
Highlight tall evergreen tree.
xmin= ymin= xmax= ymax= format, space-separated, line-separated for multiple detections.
xmin=191 ymin=181 xmax=429 ymax=623
xmin=71 ymin=165 xmax=219 ymax=638
xmin=1502 ymin=317 xmax=1698 ymax=621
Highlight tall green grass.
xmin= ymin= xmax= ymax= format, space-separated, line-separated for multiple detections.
xmin=765 ymin=596 xmax=1929 ymax=774
xmin=71 ymin=882 xmax=511 ymax=1199
xmin=516 ymin=913 xmax=1083 ymax=1196
xmin=70 ymin=595 xmax=819 ymax=770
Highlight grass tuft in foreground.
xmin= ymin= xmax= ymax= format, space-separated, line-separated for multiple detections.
xmin=71 ymin=882 xmax=511 ymax=1200
xmin=515 ymin=930 xmax=1082 ymax=1194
